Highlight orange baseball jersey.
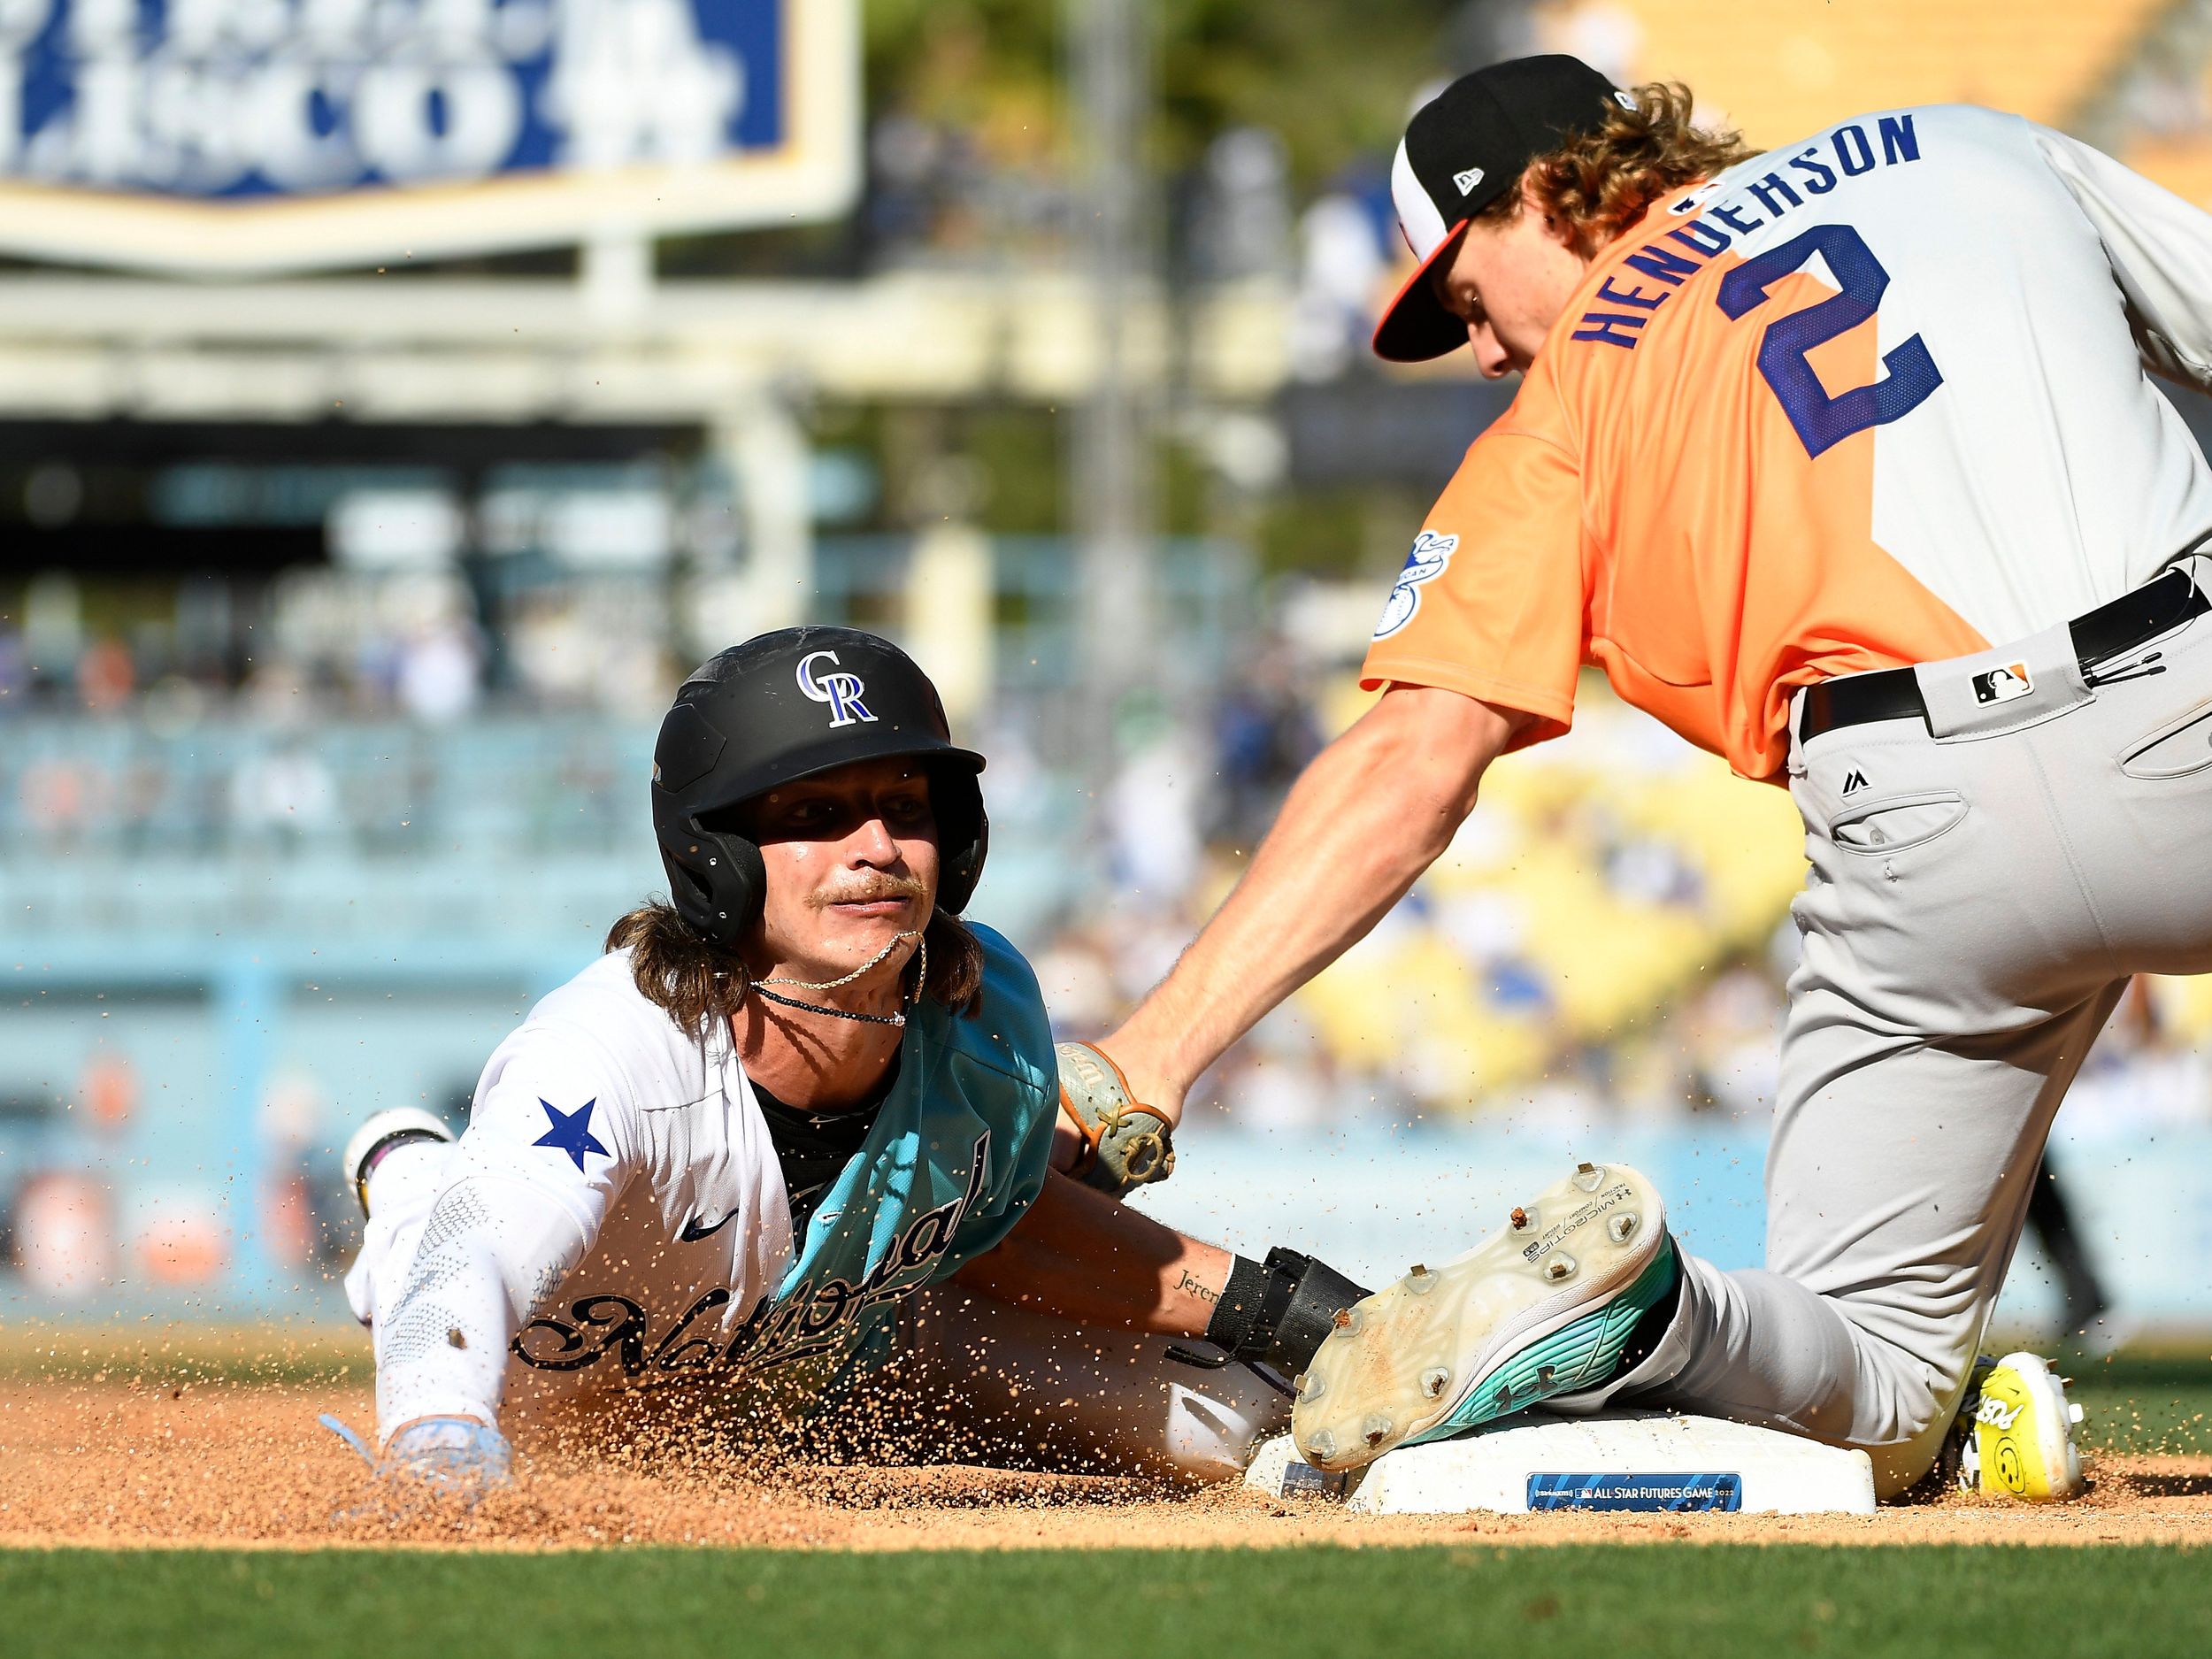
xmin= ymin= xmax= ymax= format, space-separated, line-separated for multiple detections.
xmin=1361 ymin=105 xmax=2212 ymax=780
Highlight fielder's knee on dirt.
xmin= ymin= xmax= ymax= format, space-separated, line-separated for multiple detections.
xmin=1645 ymin=1259 xmax=1978 ymax=1497
xmin=1783 ymin=1298 xmax=1979 ymax=1500
xmin=1848 ymin=1317 xmax=1986 ymax=1499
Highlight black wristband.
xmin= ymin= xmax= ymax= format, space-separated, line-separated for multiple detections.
xmin=1203 ymin=1254 xmax=1272 ymax=1355
xmin=1205 ymin=1248 xmax=1370 ymax=1377
xmin=1253 ymin=1248 xmax=1370 ymax=1376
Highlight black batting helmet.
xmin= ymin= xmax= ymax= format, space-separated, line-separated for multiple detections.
xmin=650 ymin=627 xmax=988 ymax=949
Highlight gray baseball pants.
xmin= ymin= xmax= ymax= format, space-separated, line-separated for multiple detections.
xmin=1623 ymin=556 xmax=2212 ymax=1495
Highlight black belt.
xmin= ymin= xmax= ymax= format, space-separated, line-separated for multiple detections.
xmin=1797 ymin=566 xmax=2210 ymax=743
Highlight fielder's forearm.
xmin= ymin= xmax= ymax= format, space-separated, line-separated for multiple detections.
xmin=1108 ymin=686 xmax=1523 ymax=1111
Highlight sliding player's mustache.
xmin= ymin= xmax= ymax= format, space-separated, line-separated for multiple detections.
xmin=811 ymin=874 xmax=927 ymax=908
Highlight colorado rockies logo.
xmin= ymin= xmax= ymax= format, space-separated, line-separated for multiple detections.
xmin=796 ymin=650 xmax=878 ymax=728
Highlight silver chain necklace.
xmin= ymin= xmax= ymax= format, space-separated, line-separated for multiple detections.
xmin=751 ymin=930 xmax=926 ymax=1027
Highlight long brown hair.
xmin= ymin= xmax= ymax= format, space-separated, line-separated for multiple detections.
xmin=605 ymin=902 xmax=986 ymax=1041
xmin=1477 ymin=81 xmax=1754 ymax=257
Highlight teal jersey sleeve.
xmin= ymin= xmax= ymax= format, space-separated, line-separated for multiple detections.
xmin=901 ymin=922 xmax=1059 ymax=1272
xmin=725 ymin=924 xmax=1058 ymax=1379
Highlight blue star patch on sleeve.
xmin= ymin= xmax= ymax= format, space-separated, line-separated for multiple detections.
xmin=532 ymin=1098 xmax=610 ymax=1172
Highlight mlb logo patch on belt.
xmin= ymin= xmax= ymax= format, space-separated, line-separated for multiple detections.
xmin=1971 ymin=662 xmax=2034 ymax=705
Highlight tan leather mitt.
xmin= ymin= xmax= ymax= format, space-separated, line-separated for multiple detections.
xmin=1056 ymin=1041 xmax=1176 ymax=1196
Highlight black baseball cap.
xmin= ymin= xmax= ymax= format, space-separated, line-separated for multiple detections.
xmin=1374 ymin=55 xmax=1632 ymax=363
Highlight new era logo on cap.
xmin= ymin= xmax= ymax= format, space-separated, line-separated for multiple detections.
xmin=1375 ymin=55 xmax=1626 ymax=363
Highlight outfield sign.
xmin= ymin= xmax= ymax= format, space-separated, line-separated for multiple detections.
xmin=0 ymin=0 xmax=859 ymax=274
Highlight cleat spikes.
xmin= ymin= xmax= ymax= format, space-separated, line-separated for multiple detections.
xmin=1286 ymin=1163 xmax=1669 ymax=1476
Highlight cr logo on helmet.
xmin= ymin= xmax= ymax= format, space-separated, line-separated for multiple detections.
xmin=796 ymin=650 xmax=879 ymax=728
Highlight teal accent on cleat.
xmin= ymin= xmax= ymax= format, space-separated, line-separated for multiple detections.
xmin=1410 ymin=1245 xmax=1678 ymax=1444
xmin=1290 ymin=1161 xmax=1671 ymax=1473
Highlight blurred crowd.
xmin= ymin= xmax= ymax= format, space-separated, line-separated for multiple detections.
xmin=1030 ymin=670 xmax=1786 ymax=1132
xmin=0 ymin=565 xmax=681 ymax=732
xmin=10 ymin=571 xmax=2212 ymax=1139
xmin=1025 ymin=658 xmax=2212 ymax=1137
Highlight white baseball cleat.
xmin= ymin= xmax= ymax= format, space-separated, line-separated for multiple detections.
xmin=1291 ymin=1162 xmax=1674 ymax=1472
xmin=341 ymin=1107 xmax=454 ymax=1217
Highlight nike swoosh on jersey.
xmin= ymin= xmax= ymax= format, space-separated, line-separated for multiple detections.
xmin=678 ymin=1211 xmax=735 ymax=1243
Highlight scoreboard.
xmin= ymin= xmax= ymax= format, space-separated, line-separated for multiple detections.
xmin=0 ymin=0 xmax=858 ymax=273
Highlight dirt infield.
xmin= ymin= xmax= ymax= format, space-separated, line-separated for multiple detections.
xmin=6 ymin=1345 xmax=2212 ymax=1552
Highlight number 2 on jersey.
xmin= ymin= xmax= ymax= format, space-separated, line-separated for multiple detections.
xmin=1717 ymin=224 xmax=1942 ymax=459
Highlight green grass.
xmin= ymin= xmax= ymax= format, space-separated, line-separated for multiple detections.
xmin=4 ymin=1545 xmax=2210 ymax=1659
xmin=0 ymin=1327 xmax=369 ymax=1389
xmin=2069 ymin=1354 xmax=2212 ymax=1456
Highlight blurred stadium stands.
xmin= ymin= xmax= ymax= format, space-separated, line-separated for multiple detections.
xmin=1560 ymin=0 xmax=2169 ymax=139
xmin=5 ymin=0 xmax=2212 ymax=1333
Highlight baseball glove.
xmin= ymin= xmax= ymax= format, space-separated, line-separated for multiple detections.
xmin=1056 ymin=1041 xmax=1176 ymax=1197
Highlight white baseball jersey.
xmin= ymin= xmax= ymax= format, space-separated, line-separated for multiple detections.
xmin=346 ymin=929 xmax=1058 ymax=1437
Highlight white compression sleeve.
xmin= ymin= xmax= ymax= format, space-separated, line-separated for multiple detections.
xmin=368 ymin=1006 xmax=643 ymax=1442
xmin=372 ymin=1169 xmax=595 ymax=1441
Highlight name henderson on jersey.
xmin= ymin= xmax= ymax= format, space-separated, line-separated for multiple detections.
xmin=1571 ymin=111 xmax=1926 ymax=349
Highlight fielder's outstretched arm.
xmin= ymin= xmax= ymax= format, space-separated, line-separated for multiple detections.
xmin=1104 ymin=684 xmax=1526 ymax=1122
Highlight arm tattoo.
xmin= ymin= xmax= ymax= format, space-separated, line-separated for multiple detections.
xmin=1175 ymin=1267 xmax=1218 ymax=1306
